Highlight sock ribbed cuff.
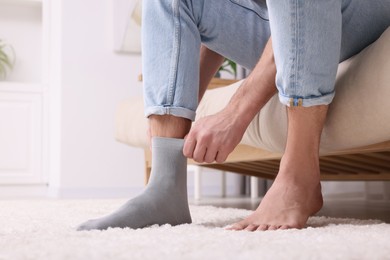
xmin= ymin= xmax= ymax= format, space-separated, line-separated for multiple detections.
xmin=152 ymin=137 xmax=185 ymax=149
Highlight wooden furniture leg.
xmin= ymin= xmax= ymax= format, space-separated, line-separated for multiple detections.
xmin=194 ymin=166 xmax=202 ymax=200
xmin=251 ymin=176 xmax=259 ymax=199
xmin=221 ymin=171 xmax=226 ymax=198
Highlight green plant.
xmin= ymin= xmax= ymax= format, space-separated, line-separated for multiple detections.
xmin=0 ymin=40 xmax=15 ymax=80
xmin=216 ymin=58 xmax=237 ymax=78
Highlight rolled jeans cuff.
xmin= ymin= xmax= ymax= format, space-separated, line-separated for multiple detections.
xmin=278 ymin=91 xmax=336 ymax=107
xmin=144 ymin=106 xmax=196 ymax=121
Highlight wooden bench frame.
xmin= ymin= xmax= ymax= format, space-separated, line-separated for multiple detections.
xmin=144 ymin=140 xmax=390 ymax=184
xmin=143 ymin=78 xmax=390 ymax=184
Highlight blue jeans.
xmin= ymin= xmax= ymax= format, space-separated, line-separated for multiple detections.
xmin=142 ymin=0 xmax=390 ymax=121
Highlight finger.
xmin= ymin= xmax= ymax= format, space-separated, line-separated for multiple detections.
xmin=203 ymin=146 xmax=218 ymax=163
xmin=215 ymin=150 xmax=229 ymax=163
xmin=183 ymin=138 xmax=196 ymax=158
xmin=193 ymin=143 xmax=207 ymax=163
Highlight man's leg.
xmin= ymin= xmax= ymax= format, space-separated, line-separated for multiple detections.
xmin=78 ymin=0 xmax=271 ymax=230
xmin=228 ymin=0 xmax=342 ymax=231
xmin=229 ymin=0 xmax=390 ymax=231
xmin=77 ymin=0 xmax=200 ymax=230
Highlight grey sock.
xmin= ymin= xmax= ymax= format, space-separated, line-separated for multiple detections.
xmin=77 ymin=137 xmax=192 ymax=230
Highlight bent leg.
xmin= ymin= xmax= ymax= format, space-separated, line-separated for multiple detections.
xmin=231 ymin=0 xmax=337 ymax=231
xmin=230 ymin=0 xmax=390 ymax=231
xmin=268 ymin=0 xmax=390 ymax=107
xmin=77 ymin=0 xmax=199 ymax=230
xmin=269 ymin=0 xmax=342 ymax=107
xmin=143 ymin=0 xmax=271 ymax=122
xmin=78 ymin=0 xmax=272 ymax=231
xmin=230 ymin=0 xmax=338 ymax=231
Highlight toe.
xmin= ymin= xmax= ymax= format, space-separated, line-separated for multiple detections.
xmin=256 ymin=224 xmax=269 ymax=231
xmin=226 ymin=222 xmax=246 ymax=231
xmin=279 ymin=225 xmax=291 ymax=230
xmin=245 ymin=224 xmax=258 ymax=232
xmin=268 ymin=225 xmax=280 ymax=231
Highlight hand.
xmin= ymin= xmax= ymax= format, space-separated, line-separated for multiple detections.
xmin=183 ymin=109 xmax=247 ymax=163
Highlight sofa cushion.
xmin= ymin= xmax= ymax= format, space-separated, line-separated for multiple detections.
xmin=116 ymin=27 xmax=390 ymax=153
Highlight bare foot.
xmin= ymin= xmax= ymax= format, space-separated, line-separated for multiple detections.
xmin=228 ymin=158 xmax=323 ymax=231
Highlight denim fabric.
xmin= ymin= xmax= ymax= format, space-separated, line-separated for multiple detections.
xmin=267 ymin=0 xmax=390 ymax=107
xmin=142 ymin=0 xmax=390 ymax=120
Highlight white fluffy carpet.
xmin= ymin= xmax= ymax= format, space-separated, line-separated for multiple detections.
xmin=0 ymin=199 xmax=389 ymax=260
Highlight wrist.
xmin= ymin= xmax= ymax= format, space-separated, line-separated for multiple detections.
xmin=223 ymin=101 xmax=257 ymax=132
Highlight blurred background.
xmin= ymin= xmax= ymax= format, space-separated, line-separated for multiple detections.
xmin=0 ymin=0 xmax=247 ymax=199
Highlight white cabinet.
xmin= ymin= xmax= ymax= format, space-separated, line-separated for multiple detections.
xmin=0 ymin=91 xmax=43 ymax=184
xmin=0 ymin=0 xmax=48 ymax=185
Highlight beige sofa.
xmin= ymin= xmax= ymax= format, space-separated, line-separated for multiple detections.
xmin=116 ymin=27 xmax=390 ymax=183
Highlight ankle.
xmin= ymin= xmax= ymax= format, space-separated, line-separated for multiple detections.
xmin=278 ymin=156 xmax=321 ymax=183
xmin=149 ymin=115 xmax=191 ymax=138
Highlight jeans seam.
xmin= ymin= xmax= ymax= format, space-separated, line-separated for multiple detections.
xmin=289 ymin=0 xmax=296 ymax=97
xmin=228 ymin=0 xmax=269 ymax=21
xmin=294 ymin=0 xmax=298 ymax=96
xmin=167 ymin=0 xmax=181 ymax=106
xmin=290 ymin=0 xmax=304 ymax=105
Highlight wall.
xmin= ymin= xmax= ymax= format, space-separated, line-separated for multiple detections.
xmin=50 ymin=0 xmax=144 ymax=197
xmin=49 ymin=0 xmax=241 ymax=198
